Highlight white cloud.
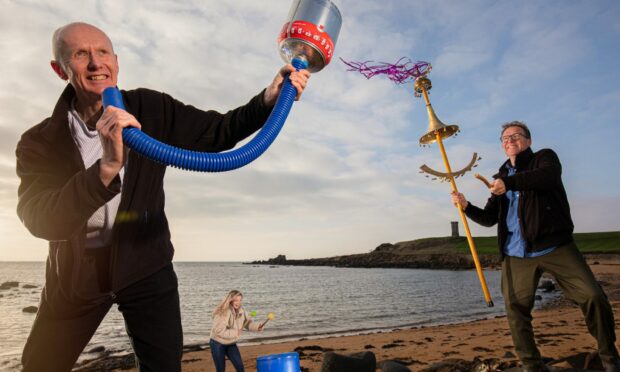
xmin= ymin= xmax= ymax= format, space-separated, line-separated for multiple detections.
xmin=1 ymin=0 xmax=619 ymax=262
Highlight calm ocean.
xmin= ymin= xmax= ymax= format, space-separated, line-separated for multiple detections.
xmin=0 ymin=261 xmax=560 ymax=370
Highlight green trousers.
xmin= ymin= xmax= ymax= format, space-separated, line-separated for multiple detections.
xmin=501 ymin=241 xmax=618 ymax=368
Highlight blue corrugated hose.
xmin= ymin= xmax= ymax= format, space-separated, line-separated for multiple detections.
xmin=102 ymin=58 xmax=308 ymax=172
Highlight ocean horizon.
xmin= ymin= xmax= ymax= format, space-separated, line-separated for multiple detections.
xmin=0 ymin=261 xmax=561 ymax=371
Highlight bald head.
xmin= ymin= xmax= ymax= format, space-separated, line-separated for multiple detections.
xmin=52 ymin=22 xmax=114 ymax=70
xmin=49 ymin=22 xmax=120 ymax=113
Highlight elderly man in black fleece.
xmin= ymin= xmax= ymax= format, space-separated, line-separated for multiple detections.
xmin=16 ymin=22 xmax=310 ymax=372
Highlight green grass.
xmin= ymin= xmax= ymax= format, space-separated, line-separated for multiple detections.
xmin=454 ymin=231 xmax=620 ymax=255
xmin=573 ymin=231 xmax=620 ymax=253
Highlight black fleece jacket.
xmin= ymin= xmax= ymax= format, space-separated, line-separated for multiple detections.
xmin=16 ymin=85 xmax=272 ymax=312
xmin=463 ymin=147 xmax=574 ymax=259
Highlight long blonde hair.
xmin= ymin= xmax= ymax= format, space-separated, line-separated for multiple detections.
xmin=213 ymin=290 xmax=243 ymax=318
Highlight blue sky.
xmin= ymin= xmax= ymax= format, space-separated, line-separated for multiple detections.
xmin=1 ymin=0 xmax=619 ymax=261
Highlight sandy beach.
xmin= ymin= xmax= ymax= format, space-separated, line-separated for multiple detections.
xmin=115 ymin=254 xmax=620 ymax=371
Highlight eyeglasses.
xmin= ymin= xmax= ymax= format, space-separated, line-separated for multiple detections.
xmin=500 ymin=133 xmax=527 ymax=143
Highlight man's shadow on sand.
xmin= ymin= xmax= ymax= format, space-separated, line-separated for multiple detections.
xmin=502 ymin=351 xmax=606 ymax=372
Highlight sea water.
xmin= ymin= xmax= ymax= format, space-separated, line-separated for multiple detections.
xmin=0 ymin=261 xmax=561 ymax=370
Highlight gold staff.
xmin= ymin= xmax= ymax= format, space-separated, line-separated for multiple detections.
xmin=415 ymin=76 xmax=494 ymax=307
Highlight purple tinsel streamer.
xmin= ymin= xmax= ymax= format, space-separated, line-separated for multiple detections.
xmin=340 ymin=57 xmax=431 ymax=84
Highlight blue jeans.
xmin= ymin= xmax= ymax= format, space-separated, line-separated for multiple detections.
xmin=210 ymin=339 xmax=245 ymax=372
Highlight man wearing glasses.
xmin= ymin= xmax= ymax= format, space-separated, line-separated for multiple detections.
xmin=451 ymin=121 xmax=619 ymax=372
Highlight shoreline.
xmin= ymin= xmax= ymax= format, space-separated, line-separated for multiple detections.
xmin=72 ymin=254 xmax=620 ymax=371
xmin=180 ymin=301 xmax=620 ymax=372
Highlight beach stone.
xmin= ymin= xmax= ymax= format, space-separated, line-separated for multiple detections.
xmin=87 ymin=346 xmax=105 ymax=353
xmin=380 ymin=360 xmax=411 ymax=372
xmin=471 ymin=358 xmax=503 ymax=372
xmin=22 ymin=306 xmax=38 ymax=313
xmin=422 ymin=358 xmax=472 ymax=372
xmin=538 ymin=279 xmax=555 ymax=292
xmin=1 ymin=281 xmax=19 ymax=290
xmin=22 ymin=284 xmax=37 ymax=289
xmin=382 ymin=343 xmax=402 ymax=349
xmin=422 ymin=357 xmax=516 ymax=372
xmin=74 ymin=353 xmax=135 ymax=371
xmin=320 ymin=351 xmax=376 ymax=372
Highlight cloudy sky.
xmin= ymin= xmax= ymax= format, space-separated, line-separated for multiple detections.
xmin=1 ymin=0 xmax=619 ymax=262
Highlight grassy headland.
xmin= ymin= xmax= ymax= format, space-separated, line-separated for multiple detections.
xmin=251 ymin=231 xmax=620 ymax=270
xmin=455 ymin=231 xmax=620 ymax=255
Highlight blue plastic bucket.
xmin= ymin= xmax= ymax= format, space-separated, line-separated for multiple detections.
xmin=256 ymin=352 xmax=300 ymax=372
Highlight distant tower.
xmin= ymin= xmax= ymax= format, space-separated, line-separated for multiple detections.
xmin=451 ymin=221 xmax=459 ymax=237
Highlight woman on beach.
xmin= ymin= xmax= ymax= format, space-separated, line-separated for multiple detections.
xmin=209 ymin=290 xmax=264 ymax=372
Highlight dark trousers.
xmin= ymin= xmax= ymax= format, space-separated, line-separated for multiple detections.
xmin=21 ymin=264 xmax=183 ymax=372
xmin=210 ymin=339 xmax=245 ymax=372
xmin=501 ymin=242 xmax=618 ymax=368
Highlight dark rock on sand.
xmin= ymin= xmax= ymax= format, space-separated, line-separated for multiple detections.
xmin=379 ymin=360 xmax=412 ymax=372
xmin=295 ymin=345 xmax=332 ymax=352
xmin=183 ymin=343 xmax=207 ymax=352
xmin=22 ymin=284 xmax=37 ymax=289
xmin=382 ymin=343 xmax=403 ymax=349
xmin=1 ymin=281 xmax=19 ymax=290
xmin=22 ymin=306 xmax=38 ymax=313
xmin=538 ymin=279 xmax=556 ymax=292
xmin=74 ymin=353 xmax=135 ymax=371
xmin=86 ymin=346 xmax=105 ymax=353
xmin=321 ymin=351 xmax=376 ymax=372
xmin=422 ymin=357 xmax=517 ymax=372
xmin=472 ymin=346 xmax=494 ymax=352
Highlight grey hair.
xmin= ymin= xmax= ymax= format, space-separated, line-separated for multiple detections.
xmin=501 ymin=120 xmax=531 ymax=139
xmin=51 ymin=25 xmax=66 ymax=68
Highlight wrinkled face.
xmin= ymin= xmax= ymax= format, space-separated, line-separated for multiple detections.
xmin=501 ymin=126 xmax=531 ymax=159
xmin=56 ymin=24 xmax=118 ymax=99
xmin=231 ymin=295 xmax=243 ymax=310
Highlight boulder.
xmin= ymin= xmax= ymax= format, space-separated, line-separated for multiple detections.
xmin=537 ymin=279 xmax=555 ymax=292
xmin=1 ymin=281 xmax=19 ymax=290
xmin=380 ymin=360 xmax=412 ymax=372
xmin=321 ymin=351 xmax=376 ymax=372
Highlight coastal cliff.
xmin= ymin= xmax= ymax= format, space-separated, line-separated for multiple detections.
xmin=249 ymin=236 xmax=501 ymax=270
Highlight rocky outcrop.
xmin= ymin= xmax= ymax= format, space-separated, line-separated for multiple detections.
xmin=249 ymin=237 xmax=501 ymax=270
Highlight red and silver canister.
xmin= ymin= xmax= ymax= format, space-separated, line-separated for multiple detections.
xmin=278 ymin=0 xmax=342 ymax=73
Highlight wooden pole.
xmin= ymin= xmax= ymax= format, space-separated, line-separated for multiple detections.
xmin=434 ymin=132 xmax=494 ymax=307
xmin=418 ymin=86 xmax=493 ymax=306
